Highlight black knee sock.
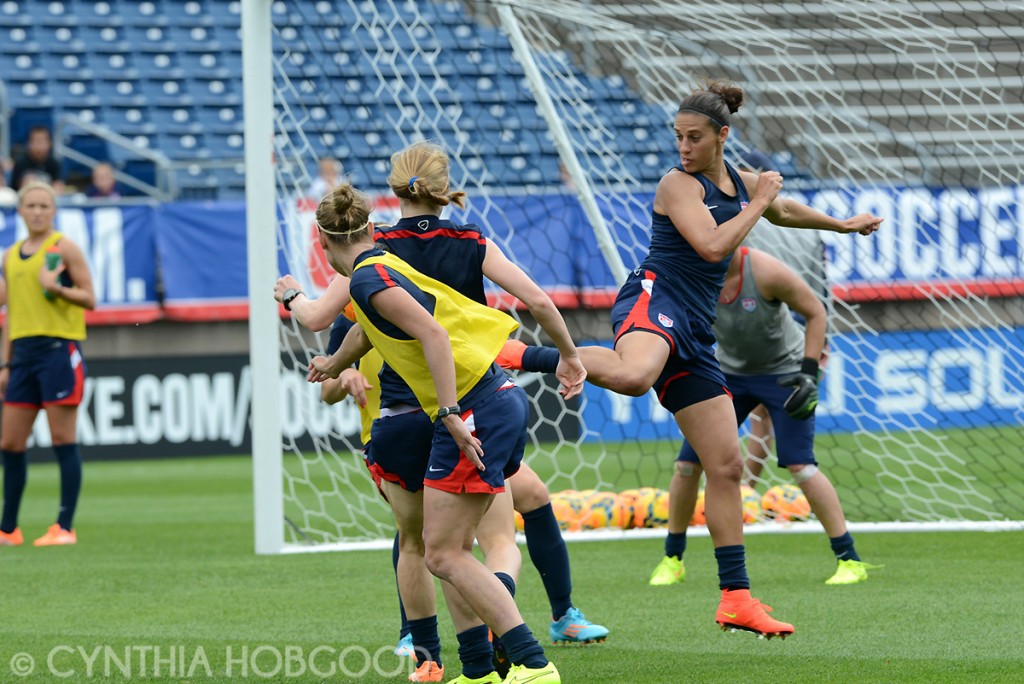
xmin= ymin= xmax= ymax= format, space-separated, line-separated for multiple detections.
xmin=393 ymin=532 xmax=410 ymax=639
xmin=499 ymin=623 xmax=548 ymax=669
xmin=665 ymin=531 xmax=687 ymax=559
xmin=494 ymin=571 xmax=517 ymax=598
xmin=456 ymin=625 xmax=493 ymax=679
xmin=53 ymin=444 xmax=82 ymax=531
xmin=715 ymin=544 xmax=750 ymax=590
xmin=1 ymin=450 xmax=28 ymax=533
xmin=829 ymin=531 xmax=860 ymax=562
xmin=523 ymin=503 xmax=573 ymax=620
xmin=408 ymin=615 xmax=442 ymax=667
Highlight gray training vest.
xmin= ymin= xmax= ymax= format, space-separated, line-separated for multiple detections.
xmin=714 ymin=248 xmax=805 ymax=376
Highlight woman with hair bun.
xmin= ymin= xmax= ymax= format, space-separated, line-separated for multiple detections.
xmin=308 ymin=180 xmax=564 ymax=684
xmin=503 ymin=81 xmax=883 ymax=639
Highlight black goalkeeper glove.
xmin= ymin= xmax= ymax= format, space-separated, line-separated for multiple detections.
xmin=777 ymin=357 xmax=820 ymax=420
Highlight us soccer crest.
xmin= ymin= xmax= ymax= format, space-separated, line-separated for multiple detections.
xmin=742 ymin=297 xmax=757 ymax=312
xmin=657 ymin=312 xmax=674 ymax=328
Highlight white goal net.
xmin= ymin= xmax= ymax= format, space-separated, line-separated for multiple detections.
xmin=248 ymin=0 xmax=1024 ymax=552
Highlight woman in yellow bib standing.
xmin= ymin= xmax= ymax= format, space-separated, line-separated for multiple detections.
xmin=0 ymin=181 xmax=95 ymax=547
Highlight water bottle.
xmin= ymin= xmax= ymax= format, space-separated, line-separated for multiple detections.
xmin=43 ymin=246 xmax=62 ymax=301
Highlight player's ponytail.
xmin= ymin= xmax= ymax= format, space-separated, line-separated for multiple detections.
xmin=315 ymin=182 xmax=373 ymax=245
xmin=388 ymin=141 xmax=467 ymax=209
xmin=678 ymin=80 xmax=744 ymax=132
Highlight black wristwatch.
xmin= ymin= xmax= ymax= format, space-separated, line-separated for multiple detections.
xmin=436 ymin=405 xmax=461 ymax=419
xmin=281 ymin=288 xmax=303 ymax=311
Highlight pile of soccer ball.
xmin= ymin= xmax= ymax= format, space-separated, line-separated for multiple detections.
xmin=522 ymin=483 xmax=811 ymax=531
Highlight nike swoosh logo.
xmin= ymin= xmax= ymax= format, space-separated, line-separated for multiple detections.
xmin=428 ymin=466 xmax=444 ymax=472
xmin=705 ymin=204 xmax=719 ymax=210
xmin=721 ymin=611 xmax=737 ymax=619
xmin=514 ymin=672 xmax=550 ymax=684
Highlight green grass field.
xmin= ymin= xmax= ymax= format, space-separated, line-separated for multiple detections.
xmin=2 ymin=455 xmax=1022 ymax=683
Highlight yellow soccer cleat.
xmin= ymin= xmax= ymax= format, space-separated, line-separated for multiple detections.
xmin=0 ymin=527 xmax=24 ymax=546
xmin=445 ymin=672 xmax=501 ymax=684
xmin=648 ymin=555 xmax=685 ymax=586
xmin=33 ymin=524 xmax=77 ymax=547
xmin=501 ymin=662 xmax=560 ymax=684
xmin=825 ymin=559 xmax=885 ymax=585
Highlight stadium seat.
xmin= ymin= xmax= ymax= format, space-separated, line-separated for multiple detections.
xmin=102 ymin=106 xmax=156 ymax=136
xmin=116 ymin=0 xmax=170 ymax=27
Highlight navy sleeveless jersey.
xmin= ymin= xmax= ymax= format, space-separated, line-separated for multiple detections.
xmin=374 ymin=216 xmax=488 ymax=305
xmin=640 ymin=161 xmax=750 ymax=326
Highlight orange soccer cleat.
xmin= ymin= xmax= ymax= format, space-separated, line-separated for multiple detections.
xmin=495 ymin=339 xmax=527 ymax=371
xmin=0 ymin=528 xmax=24 ymax=546
xmin=407 ymin=660 xmax=444 ymax=682
xmin=33 ymin=524 xmax=77 ymax=547
xmin=716 ymin=589 xmax=794 ymax=640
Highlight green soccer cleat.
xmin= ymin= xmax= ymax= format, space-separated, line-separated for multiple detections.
xmin=501 ymin=662 xmax=560 ymax=684
xmin=549 ymin=607 xmax=609 ymax=644
xmin=445 ymin=672 xmax=501 ymax=684
xmin=649 ymin=555 xmax=685 ymax=586
xmin=825 ymin=559 xmax=885 ymax=585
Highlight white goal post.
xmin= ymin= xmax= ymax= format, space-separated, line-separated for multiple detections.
xmin=246 ymin=0 xmax=1024 ymax=554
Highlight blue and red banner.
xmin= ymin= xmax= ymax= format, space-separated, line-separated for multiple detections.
xmin=1 ymin=182 xmax=1022 ymax=325
xmin=579 ymin=326 xmax=1024 ymax=442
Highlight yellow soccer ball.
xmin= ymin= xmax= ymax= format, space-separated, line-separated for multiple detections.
xmin=690 ymin=489 xmax=706 ymax=526
xmin=550 ymin=490 xmax=584 ymax=532
xmin=617 ymin=489 xmax=641 ymax=530
xmin=581 ymin=491 xmax=621 ymax=530
xmin=761 ymin=484 xmax=811 ymax=522
xmin=740 ymin=484 xmax=762 ymax=524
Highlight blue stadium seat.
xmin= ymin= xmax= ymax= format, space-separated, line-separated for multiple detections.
xmin=101 ymin=106 xmax=156 ymax=136
xmin=116 ymin=0 xmax=170 ymax=27
xmin=51 ymin=77 xmax=99 ymax=107
xmin=175 ymin=167 xmax=219 ymax=200
xmin=93 ymin=78 xmax=147 ymax=107
xmin=175 ymin=1 xmax=217 ymax=27
xmin=70 ymin=0 xmax=124 ymax=26
xmin=148 ymin=106 xmax=203 ymax=134
xmin=155 ymin=133 xmax=210 ymax=160
xmin=78 ymin=24 xmax=129 ymax=51
xmin=0 ymin=4 xmax=30 ymax=28
xmin=0 ymin=25 xmax=36 ymax=53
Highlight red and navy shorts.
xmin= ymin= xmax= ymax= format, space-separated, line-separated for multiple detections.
xmin=424 ymin=381 xmax=527 ymax=495
xmin=5 ymin=337 xmax=86 ymax=409
xmin=367 ymin=407 xmax=435 ymax=493
xmin=610 ymin=269 xmax=729 ymax=413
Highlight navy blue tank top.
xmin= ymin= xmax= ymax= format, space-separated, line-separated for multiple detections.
xmin=374 ymin=216 xmax=488 ymax=305
xmin=369 ymin=217 xmax=490 ymax=409
xmin=640 ymin=161 xmax=750 ymax=326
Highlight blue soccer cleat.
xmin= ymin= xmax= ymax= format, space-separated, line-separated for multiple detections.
xmin=549 ymin=607 xmax=609 ymax=644
xmin=394 ymin=633 xmax=415 ymax=658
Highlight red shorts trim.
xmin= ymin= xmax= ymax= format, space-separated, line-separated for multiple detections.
xmin=613 ymin=270 xmax=676 ymax=353
xmin=43 ymin=343 xmax=86 ymax=407
xmin=424 ymin=408 xmax=506 ymax=495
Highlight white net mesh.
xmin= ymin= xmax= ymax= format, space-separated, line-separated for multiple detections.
xmin=266 ymin=0 xmax=1023 ymax=549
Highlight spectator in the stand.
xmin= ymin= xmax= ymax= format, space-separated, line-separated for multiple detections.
xmin=309 ymin=157 xmax=343 ymax=200
xmin=11 ymin=127 xmax=64 ymax=193
xmin=85 ymin=163 xmax=122 ymax=200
